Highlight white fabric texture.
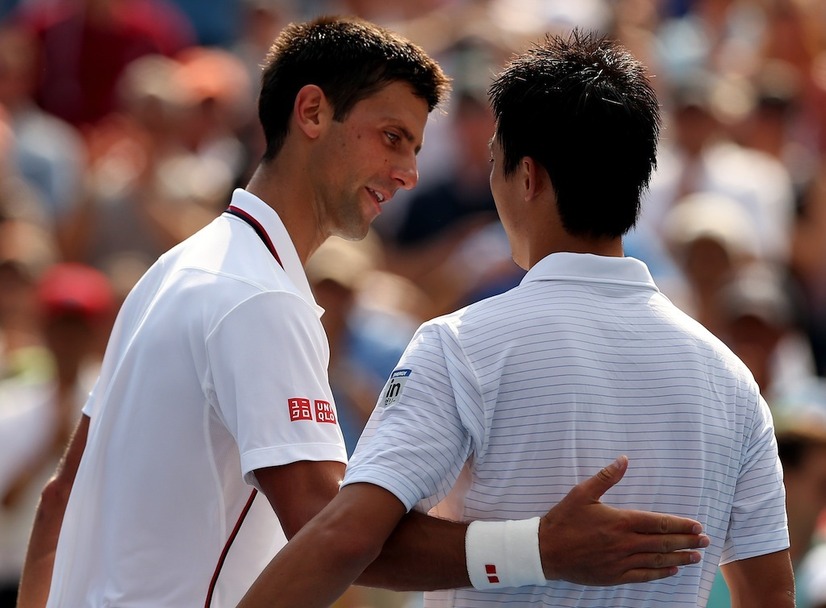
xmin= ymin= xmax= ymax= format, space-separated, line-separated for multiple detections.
xmin=46 ymin=189 xmax=346 ymax=608
xmin=344 ymin=252 xmax=788 ymax=607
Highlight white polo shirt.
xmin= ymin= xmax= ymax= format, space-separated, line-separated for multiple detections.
xmin=47 ymin=189 xmax=347 ymax=608
xmin=344 ymin=252 xmax=788 ymax=607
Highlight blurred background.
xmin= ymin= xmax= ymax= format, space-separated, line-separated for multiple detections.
xmin=0 ymin=0 xmax=826 ymax=606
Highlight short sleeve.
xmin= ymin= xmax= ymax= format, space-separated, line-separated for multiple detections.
xmin=721 ymin=394 xmax=789 ymax=564
xmin=342 ymin=322 xmax=480 ymax=511
xmin=206 ymin=291 xmax=346 ymax=485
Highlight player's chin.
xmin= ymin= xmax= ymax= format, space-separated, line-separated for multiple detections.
xmin=334 ymin=215 xmax=372 ymax=241
xmin=357 ymin=200 xmax=380 ymax=232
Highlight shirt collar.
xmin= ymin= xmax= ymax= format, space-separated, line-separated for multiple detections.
xmin=228 ymin=188 xmax=318 ymax=307
xmin=521 ymin=252 xmax=660 ymax=292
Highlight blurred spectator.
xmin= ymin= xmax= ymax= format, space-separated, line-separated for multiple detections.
xmin=655 ymin=0 xmax=766 ymax=81
xmin=0 ymin=115 xmax=57 ymax=385
xmin=384 ymin=80 xmax=503 ymax=317
xmin=0 ymin=218 xmax=56 ymax=383
xmin=631 ymin=70 xmax=797 ymax=273
xmin=323 ymin=0 xmax=446 ymax=25
xmin=488 ymin=0 xmax=612 ymax=38
xmin=0 ymin=24 xmax=87 ymax=224
xmin=0 ymin=262 xmax=115 ymax=607
xmin=173 ymin=45 xmax=253 ymax=190
xmin=0 ymin=0 xmax=18 ymax=20
xmin=732 ymin=59 xmax=817 ymax=194
xmin=392 ymin=88 xmax=496 ymax=247
xmin=231 ymin=0 xmax=298 ymax=179
xmin=232 ymin=1 xmax=295 ymax=107
xmin=444 ymin=220 xmax=524 ymax=307
xmin=165 ymin=0 xmax=241 ymax=46
xmin=658 ymin=191 xmax=759 ymax=335
xmin=58 ymin=51 xmax=237 ymax=271
xmin=306 ymin=233 xmax=425 ymax=456
xmin=13 ymin=0 xmax=195 ymax=129
xmin=715 ymin=262 xmax=815 ymax=402
xmin=0 ymin=104 xmax=49 ymax=229
xmin=609 ymin=0 xmax=664 ymax=86
xmin=791 ymin=160 xmax=826 ymax=377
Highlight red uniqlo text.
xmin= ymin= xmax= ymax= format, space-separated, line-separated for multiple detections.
xmin=314 ymin=400 xmax=336 ymax=424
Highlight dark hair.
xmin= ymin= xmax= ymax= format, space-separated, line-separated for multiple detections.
xmin=258 ymin=15 xmax=450 ymax=161
xmin=488 ymin=29 xmax=660 ymax=238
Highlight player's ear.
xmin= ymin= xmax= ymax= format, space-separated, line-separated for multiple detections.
xmin=293 ymin=84 xmax=331 ymax=140
xmin=521 ymin=156 xmax=550 ymax=201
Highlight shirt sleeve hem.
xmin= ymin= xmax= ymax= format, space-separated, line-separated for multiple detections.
xmin=343 ymin=465 xmax=421 ymax=512
xmin=241 ymin=443 xmax=348 ymax=488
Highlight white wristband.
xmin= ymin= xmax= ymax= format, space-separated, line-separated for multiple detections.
xmin=465 ymin=517 xmax=547 ymax=589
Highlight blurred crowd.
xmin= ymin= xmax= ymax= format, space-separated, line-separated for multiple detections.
xmin=1 ymin=0 xmax=826 ymax=606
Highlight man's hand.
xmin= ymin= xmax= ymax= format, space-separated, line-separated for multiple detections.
xmin=540 ymin=455 xmax=710 ymax=585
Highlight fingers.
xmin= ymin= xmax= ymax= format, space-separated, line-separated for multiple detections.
xmin=616 ymin=567 xmax=680 ymax=584
xmin=626 ymin=510 xmax=706 ymax=536
xmin=541 ymin=455 xmax=712 ymax=587
xmin=572 ymin=457 xmax=705 ymax=538
xmin=625 ymin=532 xmax=710 ymax=554
xmin=578 ymin=455 xmax=629 ymax=502
xmin=618 ymin=550 xmax=704 ymax=583
xmin=610 ymin=550 xmax=705 ymax=585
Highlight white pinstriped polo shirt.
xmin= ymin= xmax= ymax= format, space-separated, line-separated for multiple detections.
xmin=344 ymin=252 xmax=788 ymax=607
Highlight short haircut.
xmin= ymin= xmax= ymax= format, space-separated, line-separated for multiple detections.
xmin=488 ymin=29 xmax=660 ymax=238
xmin=258 ymin=15 xmax=450 ymax=161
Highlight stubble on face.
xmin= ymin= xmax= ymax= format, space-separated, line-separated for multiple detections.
xmin=316 ymin=81 xmax=428 ymax=242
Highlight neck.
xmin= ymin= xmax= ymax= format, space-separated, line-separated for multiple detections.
xmin=525 ymin=235 xmax=624 ymax=269
xmin=245 ymin=160 xmax=325 ymax=265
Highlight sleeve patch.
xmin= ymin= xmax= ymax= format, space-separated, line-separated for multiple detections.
xmin=381 ymin=369 xmax=412 ymax=408
xmin=288 ymin=397 xmax=337 ymax=423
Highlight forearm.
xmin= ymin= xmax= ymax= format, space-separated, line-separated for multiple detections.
xmin=356 ymin=509 xmax=470 ymax=591
xmin=18 ymin=415 xmax=89 ymax=608
xmin=239 ymin=484 xmax=401 ymax=608
xmin=241 ymin=459 xmax=713 ymax=607
xmin=16 ymin=482 xmax=67 ymax=608
xmin=359 ymin=457 xmax=712 ymax=592
xmin=241 ymin=518 xmax=378 ymax=608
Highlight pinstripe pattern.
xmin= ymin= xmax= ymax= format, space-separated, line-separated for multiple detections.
xmin=344 ymin=252 xmax=788 ymax=607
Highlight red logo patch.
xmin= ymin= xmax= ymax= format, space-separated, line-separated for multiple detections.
xmin=288 ymin=398 xmax=313 ymax=422
xmin=485 ymin=564 xmax=499 ymax=584
xmin=314 ymin=400 xmax=336 ymax=424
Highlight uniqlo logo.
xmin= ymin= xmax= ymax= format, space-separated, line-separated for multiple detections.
xmin=288 ymin=398 xmax=313 ymax=422
xmin=314 ymin=400 xmax=336 ymax=424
